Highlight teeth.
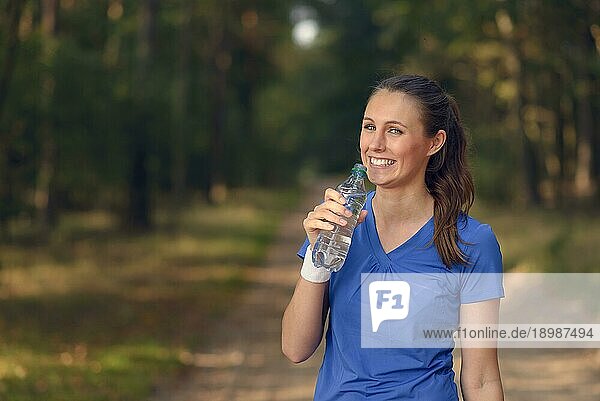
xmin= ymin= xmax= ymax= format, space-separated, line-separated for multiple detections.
xmin=370 ymin=157 xmax=396 ymax=166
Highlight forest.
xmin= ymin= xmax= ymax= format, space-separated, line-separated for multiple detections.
xmin=0 ymin=0 xmax=598 ymax=235
xmin=0 ymin=1 xmax=598 ymax=400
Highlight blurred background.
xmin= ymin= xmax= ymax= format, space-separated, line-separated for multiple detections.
xmin=0 ymin=0 xmax=598 ymax=400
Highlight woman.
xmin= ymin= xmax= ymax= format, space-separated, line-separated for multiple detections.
xmin=282 ymin=74 xmax=505 ymax=400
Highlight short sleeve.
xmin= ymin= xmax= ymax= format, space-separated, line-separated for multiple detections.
xmin=297 ymin=237 xmax=310 ymax=260
xmin=459 ymin=224 xmax=505 ymax=304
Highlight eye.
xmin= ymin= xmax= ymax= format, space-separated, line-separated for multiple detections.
xmin=363 ymin=123 xmax=376 ymax=131
xmin=388 ymin=127 xmax=403 ymax=135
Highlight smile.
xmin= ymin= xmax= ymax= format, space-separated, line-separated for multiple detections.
xmin=369 ymin=156 xmax=396 ymax=167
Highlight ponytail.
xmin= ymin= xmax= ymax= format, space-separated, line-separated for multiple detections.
xmin=426 ymin=96 xmax=474 ymax=267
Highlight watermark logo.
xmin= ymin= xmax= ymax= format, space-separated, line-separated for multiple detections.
xmin=369 ymin=280 xmax=410 ymax=332
xmin=361 ymin=272 xmax=600 ymax=348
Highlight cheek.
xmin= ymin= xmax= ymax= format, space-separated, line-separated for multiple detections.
xmin=407 ymin=141 xmax=424 ymax=154
xmin=402 ymin=142 xmax=431 ymax=167
xmin=386 ymin=140 xmax=427 ymax=165
xmin=359 ymin=138 xmax=367 ymax=164
xmin=359 ymin=133 xmax=368 ymax=153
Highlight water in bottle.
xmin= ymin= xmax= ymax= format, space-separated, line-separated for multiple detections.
xmin=312 ymin=163 xmax=368 ymax=272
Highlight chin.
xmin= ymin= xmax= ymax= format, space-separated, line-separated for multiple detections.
xmin=366 ymin=174 xmax=391 ymax=188
xmin=368 ymin=170 xmax=408 ymax=189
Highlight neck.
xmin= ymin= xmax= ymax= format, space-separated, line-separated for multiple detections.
xmin=373 ymin=184 xmax=434 ymax=226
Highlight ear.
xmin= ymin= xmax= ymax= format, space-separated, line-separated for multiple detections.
xmin=427 ymin=129 xmax=446 ymax=156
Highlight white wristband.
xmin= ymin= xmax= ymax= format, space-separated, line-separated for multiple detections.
xmin=300 ymin=245 xmax=331 ymax=283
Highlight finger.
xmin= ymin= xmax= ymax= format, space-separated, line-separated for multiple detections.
xmin=357 ymin=210 xmax=368 ymax=224
xmin=316 ymin=200 xmax=352 ymax=218
xmin=305 ymin=218 xmax=335 ymax=232
xmin=311 ymin=209 xmax=348 ymax=226
xmin=324 ymin=187 xmax=346 ymax=204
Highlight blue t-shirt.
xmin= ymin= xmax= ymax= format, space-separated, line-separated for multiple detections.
xmin=297 ymin=191 xmax=504 ymax=401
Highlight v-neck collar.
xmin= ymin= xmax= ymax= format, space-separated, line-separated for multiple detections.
xmin=365 ymin=191 xmax=434 ymax=267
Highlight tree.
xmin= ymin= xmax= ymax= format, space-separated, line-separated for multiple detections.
xmin=125 ymin=0 xmax=159 ymax=229
xmin=0 ymin=0 xmax=27 ymax=236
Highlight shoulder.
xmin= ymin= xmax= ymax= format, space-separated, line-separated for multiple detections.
xmin=457 ymin=214 xmax=497 ymax=244
xmin=456 ymin=214 xmax=502 ymax=268
xmin=455 ymin=216 xmax=504 ymax=298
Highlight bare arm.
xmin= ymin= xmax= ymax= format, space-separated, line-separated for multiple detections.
xmin=459 ymin=299 xmax=504 ymax=401
xmin=281 ymin=277 xmax=329 ymax=363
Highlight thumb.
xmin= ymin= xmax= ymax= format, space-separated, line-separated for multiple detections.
xmin=357 ymin=210 xmax=368 ymax=225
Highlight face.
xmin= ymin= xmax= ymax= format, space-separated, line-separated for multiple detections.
xmin=359 ymin=90 xmax=442 ymax=190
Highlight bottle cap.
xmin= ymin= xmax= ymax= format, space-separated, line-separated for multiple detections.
xmin=351 ymin=163 xmax=367 ymax=177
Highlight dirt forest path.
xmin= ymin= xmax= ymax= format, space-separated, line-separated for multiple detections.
xmin=150 ymin=179 xmax=600 ymax=401
xmin=148 ymin=180 xmax=328 ymax=401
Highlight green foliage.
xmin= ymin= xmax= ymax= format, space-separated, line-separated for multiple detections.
xmin=473 ymin=202 xmax=600 ymax=273
xmin=0 ymin=0 xmax=598 ymax=230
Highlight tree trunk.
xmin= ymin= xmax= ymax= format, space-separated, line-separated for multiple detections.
xmin=520 ymin=117 xmax=542 ymax=205
xmin=554 ymin=85 xmax=566 ymax=206
xmin=0 ymin=0 xmax=26 ymax=236
xmin=239 ymin=7 xmax=260 ymax=186
xmin=0 ymin=0 xmax=25 ymax=121
xmin=127 ymin=135 xmax=150 ymax=229
xmin=574 ymin=77 xmax=595 ymax=198
xmin=573 ymin=21 xmax=598 ymax=200
xmin=126 ymin=0 xmax=158 ymax=230
xmin=170 ymin=0 xmax=192 ymax=208
xmin=208 ymin=60 xmax=227 ymax=204
xmin=206 ymin=5 xmax=229 ymax=204
xmin=34 ymin=0 xmax=59 ymax=233
xmin=593 ymin=87 xmax=600 ymax=198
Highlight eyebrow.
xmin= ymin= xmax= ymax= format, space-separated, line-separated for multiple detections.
xmin=362 ymin=116 xmax=408 ymax=129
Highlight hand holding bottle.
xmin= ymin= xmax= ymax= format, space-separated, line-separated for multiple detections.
xmin=303 ymin=188 xmax=368 ymax=248
xmin=301 ymin=164 xmax=369 ymax=272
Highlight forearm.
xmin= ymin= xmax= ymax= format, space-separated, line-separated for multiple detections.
xmin=281 ymin=277 xmax=328 ymax=363
xmin=460 ymin=300 xmax=504 ymax=401
xmin=461 ymin=377 xmax=504 ymax=401
xmin=461 ymin=362 xmax=504 ymax=401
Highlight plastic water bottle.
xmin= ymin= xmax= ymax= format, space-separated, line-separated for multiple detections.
xmin=312 ymin=163 xmax=368 ymax=272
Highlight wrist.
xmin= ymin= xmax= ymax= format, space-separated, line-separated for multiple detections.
xmin=300 ymin=245 xmax=331 ymax=283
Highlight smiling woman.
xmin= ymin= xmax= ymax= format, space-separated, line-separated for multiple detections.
xmin=283 ymin=74 xmax=505 ymax=401
xmin=361 ymin=77 xmax=473 ymax=267
xmin=360 ymin=91 xmax=444 ymax=190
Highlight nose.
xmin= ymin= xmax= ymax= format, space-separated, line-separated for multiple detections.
xmin=369 ymin=130 xmax=386 ymax=151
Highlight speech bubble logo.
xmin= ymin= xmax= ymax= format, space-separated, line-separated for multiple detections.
xmin=369 ymin=280 xmax=411 ymax=332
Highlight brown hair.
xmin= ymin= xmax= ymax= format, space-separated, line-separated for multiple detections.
xmin=371 ymin=75 xmax=475 ymax=268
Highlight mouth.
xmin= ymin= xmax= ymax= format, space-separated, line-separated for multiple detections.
xmin=368 ymin=156 xmax=396 ymax=168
